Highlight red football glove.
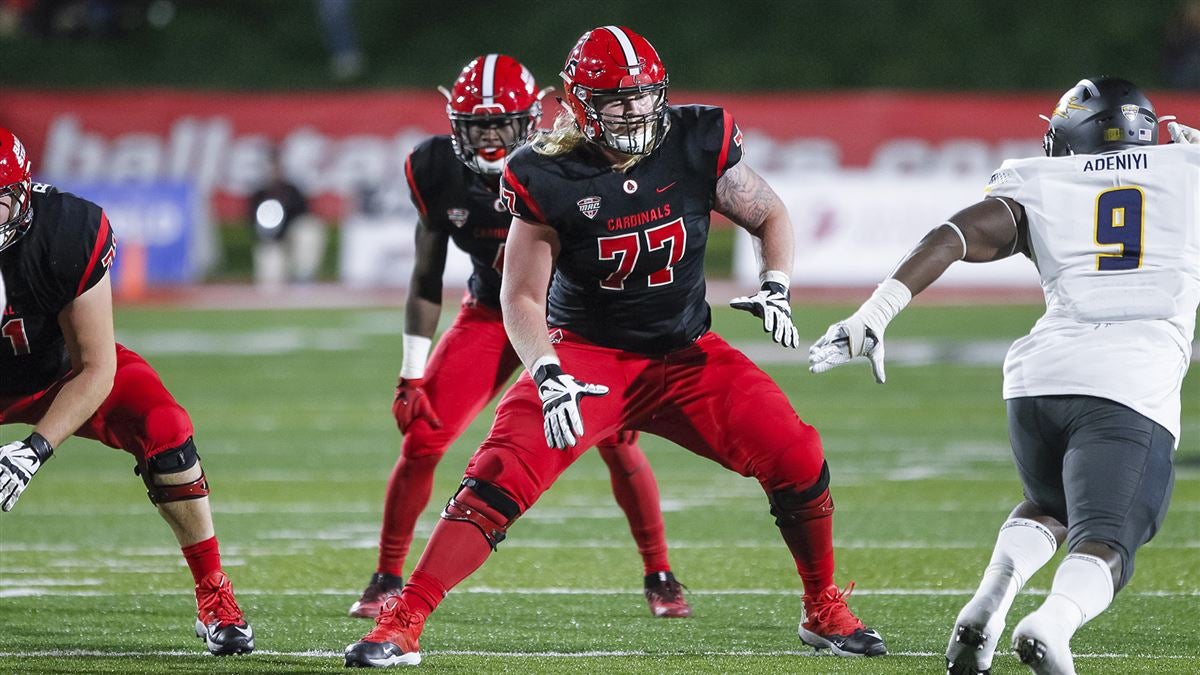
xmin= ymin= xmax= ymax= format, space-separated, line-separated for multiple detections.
xmin=392 ymin=378 xmax=442 ymax=433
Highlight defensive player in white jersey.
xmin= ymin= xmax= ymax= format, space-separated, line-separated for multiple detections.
xmin=808 ymin=76 xmax=1195 ymax=675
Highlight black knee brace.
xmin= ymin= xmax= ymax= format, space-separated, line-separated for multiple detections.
xmin=440 ymin=477 xmax=521 ymax=550
xmin=135 ymin=438 xmax=209 ymax=504
xmin=768 ymin=461 xmax=833 ymax=528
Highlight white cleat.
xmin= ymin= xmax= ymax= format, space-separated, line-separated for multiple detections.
xmin=945 ymin=597 xmax=1006 ymax=675
xmin=1012 ymin=611 xmax=1076 ymax=675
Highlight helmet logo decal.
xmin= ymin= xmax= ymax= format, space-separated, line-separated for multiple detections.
xmin=10 ymin=136 xmax=25 ymax=167
xmin=623 ymin=179 xmax=638 ymax=194
xmin=603 ymin=25 xmax=642 ymax=75
xmin=1120 ymin=104 xmax=1139 ymax=121
xmin=1138 ymin=128 xmax=1153 ymax=141
xmin=447 ymin=208 xmax=469 ymax=228
xmin=578 ymin=196 xmax=602 ymax=219
xmin=1052 ymin=96 xmax=1090 ymax=119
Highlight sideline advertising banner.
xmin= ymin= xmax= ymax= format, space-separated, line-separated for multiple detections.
xmin=55 ymin=181 xmax=210 ymax=295
xmin=6 ymin=90 xmax=1197 ymax=287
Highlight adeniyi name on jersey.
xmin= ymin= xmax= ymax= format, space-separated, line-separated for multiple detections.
xmin=985 ymin=143 xmax=1200 ymax=442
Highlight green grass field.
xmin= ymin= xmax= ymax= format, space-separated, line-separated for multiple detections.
xmin=1 ymin=302 xmax=1197 ymax=673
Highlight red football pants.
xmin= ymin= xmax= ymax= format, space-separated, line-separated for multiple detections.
xmin=466 ymin=330 xmax=827 ymax=510
xmin=0 ymin=344 xmax=193 ymax=460
xmin=378 ymin=302 xmax=670 ymax=575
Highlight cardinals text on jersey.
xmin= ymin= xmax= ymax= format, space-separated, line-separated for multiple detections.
xmin=501 ymin=105 xmax=743 ymax=354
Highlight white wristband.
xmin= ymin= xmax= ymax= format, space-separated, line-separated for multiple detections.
xmin=849 ymin=278 xmax=912 ymax=335
xmin=400 ymin=333 xmax=433 ymax=380
xmin=760 ymin=270 xmax=790 ymax=287
xmin=530 ymin=355 xmax=561 ymax=377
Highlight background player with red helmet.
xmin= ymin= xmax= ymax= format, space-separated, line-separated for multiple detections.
xmin=344 ymin=27 xmax=885 ymax=667
xmin=348 ymin=53 xmax=691 ymax=622
xmin=0 ymin=128 xmax=253 ymax=656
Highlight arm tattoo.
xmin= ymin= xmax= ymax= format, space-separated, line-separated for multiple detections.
xmin=714 ymin=163 xmax=779 ymax=231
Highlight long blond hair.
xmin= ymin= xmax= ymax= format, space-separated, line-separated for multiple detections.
xmin=532 ymin=111 xmax=586 ymax=157
xmin=532 ymin=110 xmax=643 ymax=173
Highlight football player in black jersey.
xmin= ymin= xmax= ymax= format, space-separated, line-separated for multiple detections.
xmin=346 ymin=54 xmax=690 ymax=627
xmin=343 ymin=27 xmax=885 ymax=667
xmin=0 ymin=128 xmax=253 ymax=656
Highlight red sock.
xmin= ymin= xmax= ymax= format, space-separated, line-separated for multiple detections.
xmin=181 ymin=536 xmax=222 ymax=584
xmin=598 ymin=440 xmax=671 ymax=575
xmin=777 ymin=489 xmax=836 ymax=598
xmin=377 ymin=453 xmax=440 ymax=577
xmin=400 ymin=518 xmax=495 ymax=618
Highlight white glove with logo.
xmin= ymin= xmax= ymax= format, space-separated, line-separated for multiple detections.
xmin=534 ymin=362 xmax=608 ymax=449
xmin=730 ymin=275 xmax=799 ymax=349
xmin=0 ymin=433 xmax=54 ymax=512
xmin=808 ymin=317 xmax=887 ymax=383
xmin=1168 ymin=121 xmax=1200 ymax=145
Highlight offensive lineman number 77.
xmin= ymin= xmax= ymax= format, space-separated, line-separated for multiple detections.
xmin=597 ymin=218 xmax=686 ymax=290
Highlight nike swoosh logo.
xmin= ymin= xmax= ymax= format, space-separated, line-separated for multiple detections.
xmin=656 ymin=182 xmax=677 ymax=193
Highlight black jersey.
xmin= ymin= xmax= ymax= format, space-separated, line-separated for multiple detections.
xmin=405 ymin=136 xmax=512 ymax=309
xmin=0 ymin=184 xmax=115 ymax=395
xmin=500 ymin=105 xmax=743 ymax=354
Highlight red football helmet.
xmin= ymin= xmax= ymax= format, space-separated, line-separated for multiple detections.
xmin=439 ymin=54 xmax=548 ymax=174
xmin=0 ymin=128 xmax=33 ymax=252
xmin=560 ymin=26 xmax=669 ymax=155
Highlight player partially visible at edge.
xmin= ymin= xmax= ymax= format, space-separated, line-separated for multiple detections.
xmin=0 ymin=128 xmax=253 ymax=655
xmin=810 ymin=77 xmax=1193 ymax=675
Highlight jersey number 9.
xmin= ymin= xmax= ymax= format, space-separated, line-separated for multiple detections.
xmin=1094 ymin=187 xmax=1144 ymax=271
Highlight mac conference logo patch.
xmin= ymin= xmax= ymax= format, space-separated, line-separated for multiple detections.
xmin=577 ymin=196 xmax=601 ymax=219
xmin=447 ymin=208 xmax=469 ymax=228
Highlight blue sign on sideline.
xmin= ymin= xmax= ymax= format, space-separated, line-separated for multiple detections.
xmin=56 ymin=181 xmax=198 ymax=286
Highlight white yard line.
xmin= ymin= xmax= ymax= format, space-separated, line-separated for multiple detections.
xmin=5 ymin=538 xmax=1200 ymax=556
xmin=0 ymin=648 xmax=1192 ymax=660
xmin=113 ymin=320 xmax=1200 ymax=366
xmin=3 ymin=586 xmax=1197 ymax=598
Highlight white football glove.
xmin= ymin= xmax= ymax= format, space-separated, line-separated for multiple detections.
xmin=1168 ymin=121 xmax=1200 ymax=145
xmin=0 ymin=433 xmax=54 ymax=512
xmin=534 ymin=363 xmax=608 ymax=449
xmin=808 ymin=316 xmax=887 ymax=383
xmin=730 ymin=280 xmax=799 ymax=349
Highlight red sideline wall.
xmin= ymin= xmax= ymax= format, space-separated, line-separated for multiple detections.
xmin=3 ymin=89 xmax=1198 ymax=221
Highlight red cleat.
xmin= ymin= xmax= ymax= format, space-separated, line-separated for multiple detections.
xmin=798 ymin=582 xmax=886 ymax=657
xmin=194 ymin=571 xmax=254 ymax=655
xmin=644 ymin=571 xmax=693 ymax=618
xmin=344 ymin=597 xmax=424 ymax=667
xmin=349 ymin=572 xmax=404 ymax=619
